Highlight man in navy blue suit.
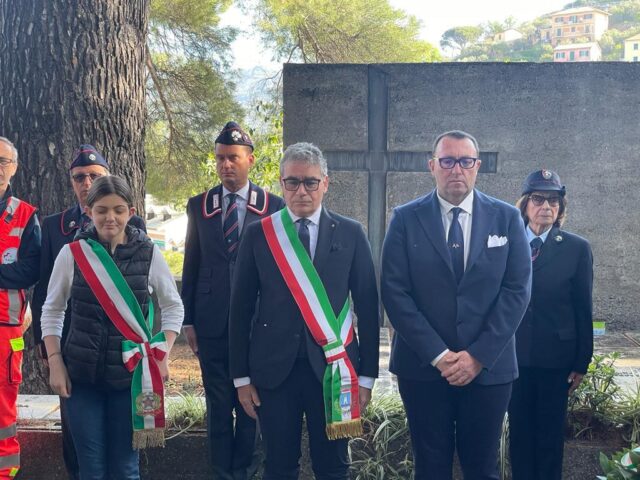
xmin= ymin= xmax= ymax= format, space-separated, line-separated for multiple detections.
xmin=381 ymin=130 xmax=531 ymax=480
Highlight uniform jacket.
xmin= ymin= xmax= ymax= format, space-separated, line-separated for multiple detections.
xmin=181 ymin=182 xmax=285 ymax=339
xmin=229 ymin=207 xmax=380 ymax=389
xmin=381 ymin=189 xmax=532 ymax=385
xmin=515 ymin=227 xmax=593 ymax=373
xmin=0 ymin=186 xmax=40 ymax=291
xmin=32 ymin=205 xmax=145 ymax=344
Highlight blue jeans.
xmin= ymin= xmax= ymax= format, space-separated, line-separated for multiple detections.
xmin=66 ymin=384 xmax=139 ymax=480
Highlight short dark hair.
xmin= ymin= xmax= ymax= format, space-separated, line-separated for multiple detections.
xmin=515 ymin=193 xmax=567 ymax=228
xmin=432 ymin=130 xmax=480 ymax=157
xmin=86 ymin=175 xmax=134 ymax=208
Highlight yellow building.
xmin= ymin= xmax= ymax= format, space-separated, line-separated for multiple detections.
xmin=547 ymin=7 xmax=609 ymax=46
xmin=624 ymin=33 xmax=640 ymax=62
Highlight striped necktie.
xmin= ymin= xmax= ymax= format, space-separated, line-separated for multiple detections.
xmin=530 ymin=237 xmax=543 ymax=261
xmin=223 ymin=193 xmax=239 ymax=256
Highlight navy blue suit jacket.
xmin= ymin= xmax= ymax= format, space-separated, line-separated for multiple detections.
xmin=381 ymin=189 xmax=532 ymax=385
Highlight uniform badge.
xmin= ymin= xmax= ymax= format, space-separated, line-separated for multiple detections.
xmin=135 ymin=391 xmax=162 ymax=417
xmin=213 ymin=194 xmax=220 ymax=209
xmin=69 ymin=220 xmax=76 ymax=228
xmin=542 ymin=169 xmax=552 ymax=179
xmin=554 ymin=235 xmax=563 ymax=243
xmin=250 ymin=190 xmax=258 ymax=206
xmin=1 ymin=248 xmax=18 ymax=264
xmin=89 ymin=153 xmax=96 ymax=161
xmin=231 ymin=130 xmax=242 ymax=142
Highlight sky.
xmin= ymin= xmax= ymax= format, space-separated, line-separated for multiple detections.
xmin=221 ymin=0 xmax=571 ymax=70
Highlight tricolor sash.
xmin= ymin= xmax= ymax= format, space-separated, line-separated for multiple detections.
xmin=69 ymin=238 xmax=167 ymax=449
xmin=262 ymin=209 xmax=363 ymax=439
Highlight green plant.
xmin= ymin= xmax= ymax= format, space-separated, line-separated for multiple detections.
xmin=161 ymin=250 xmax=184 ymax=276
xmin=165 ymin=392 xmax=206 ymax=439
xmin=598 ymin=445 xmax=640 ymax=479
xmin=349 ymin=394 xmax=413 ymax=479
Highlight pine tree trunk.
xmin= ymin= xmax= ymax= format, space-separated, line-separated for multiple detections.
xmin=0 ymin=0 xmax=149 ymax=393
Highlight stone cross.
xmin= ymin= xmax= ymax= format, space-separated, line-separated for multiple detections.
xmin=323 ymin=68 xmax=497 ymax=269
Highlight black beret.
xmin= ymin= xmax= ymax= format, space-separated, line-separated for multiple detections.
xmin=522 ymin=169 xmax=566 ymax=196
xmin=215 ymin=121 xmax=253 ymax=151
xmin=69 ymin=144 xmax=108 ymax=170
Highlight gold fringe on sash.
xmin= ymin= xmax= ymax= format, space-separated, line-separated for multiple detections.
xmin=325 ymin=419 xmax=363 ymax=440
xmin=133 ymin=428 xmax=166 ymax=449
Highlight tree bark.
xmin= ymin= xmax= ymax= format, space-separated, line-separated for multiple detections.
xmin=0 ymin=0 xmax=149 ymax=393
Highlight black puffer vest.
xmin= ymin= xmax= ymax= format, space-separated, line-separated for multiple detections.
xmin=63 ymin=226 xmax=154 ymax=391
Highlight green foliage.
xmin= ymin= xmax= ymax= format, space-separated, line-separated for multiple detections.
xmin=601 ymin=26 xmax=640 ymax=59
xmin=146 ymin=0 xmax=244 ymax=206
xmin=246 ymin=101 xmax=283 ymax=194
xmin=253 ymin=0 xmax=441 ymax=63
xmin=349 ymin=394 xmax=413 ymax=479
xmin=165 ymin=393 xmax=207 ymax=438
xmin=161 ymin=249 xmax=184 ymax=276
xmin=440 ymin=26 xmax=484 ymax=56
xmin=598 ymin=445 xmax=640 ymax=479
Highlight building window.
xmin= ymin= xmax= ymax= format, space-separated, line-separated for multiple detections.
xmin=634 ymin=56 xmax=638 ymax=61
xmin=557 ymin=28 xmax=562 ymax=37
xmin=569 ymin=15 xmax=578 ymax=23
xmin=635 ymin=43 xmax=639 ymax=50
xmin=555 ymin=17 xmax=563 ymax=23
xmin=571 ymin=27 xmax=576 ymax=32
xmin=585 ymin=26 xmax=590 ymax=33
xmin=570 ymin=51 xmax=575 ymax=61
xmin=584 ymin=14 xmax=593 ymax=19
xmin=556 ymin=52 xmax=566 ymax=59
xmin=579 ymin=50 xmax=589 ymax=57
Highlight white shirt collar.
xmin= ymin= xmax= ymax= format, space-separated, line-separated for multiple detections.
xmin=436 ymin=190 xmax=474 ymax=216
xmin=223 ymin=182 xmax=250 ymax=202
xmin=287 ymin=205 xmax=323 ymax=226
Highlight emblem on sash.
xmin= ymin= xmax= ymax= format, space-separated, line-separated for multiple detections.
xmin=135 ymin=392 xmax=162 ymax=416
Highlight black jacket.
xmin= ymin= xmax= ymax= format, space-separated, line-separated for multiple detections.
xmin=229 ymin=208 xmax=380 ymax=389
xmin=515 ymin=227 xmax=593 ymax=373
xmin=63 ymin=226 xmax=153 ymax=390
xmin=32 ymin=205 xmax=145 ymax=345
xmin=181 ymin=182 xmax=284 ymax=339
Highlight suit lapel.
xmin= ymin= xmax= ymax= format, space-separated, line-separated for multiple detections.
xmin=313 ymin=207 xmax=337 ymax=277
xmin=533 ymin=227 xmax=563 ymax=272
xmin=414 ymin=192 xmax=453 ymax=273
xmin=465 ymin=190 xmax=494 ymax=275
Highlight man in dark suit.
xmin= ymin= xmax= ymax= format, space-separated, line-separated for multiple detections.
xmin=381 ymin=130 xmax=531 ymax=480
xmin=508 ymin=170 xmax=593 ymax=480
xmin=229 ymin=142 xmax=379 ymax=480
xmin=181 ymin=122 xmax=284 ymax=480
xmin=31 ymin=144 xmax=145 ymax=480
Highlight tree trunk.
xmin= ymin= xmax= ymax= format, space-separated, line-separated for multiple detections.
xmin=0 ymin=0 xmax=149 ymax=393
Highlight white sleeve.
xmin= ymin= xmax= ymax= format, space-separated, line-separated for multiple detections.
xmin=40 ymin=245 xmax=74 ymax=339
xmin=149 ymin=245 xmax=184 ymax=334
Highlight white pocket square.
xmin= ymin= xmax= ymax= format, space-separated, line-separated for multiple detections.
xmin=487 ymin=235 xmax=508 ymax=248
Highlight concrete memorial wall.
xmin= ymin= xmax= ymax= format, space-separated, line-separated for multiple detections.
xmin=283 ymin=62 xmax=640 ymax=329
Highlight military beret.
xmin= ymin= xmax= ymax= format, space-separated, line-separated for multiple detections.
xmin=522 ymin=169 xmax=566 ymax=196
xmin=69 ymin=144 xmax=108 ymax=170
xmin=215 ymin=121 xmax=253 ymax=151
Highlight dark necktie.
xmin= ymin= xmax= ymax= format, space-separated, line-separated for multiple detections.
xmin=223 ymin=193 xmax=239 ymax=256
xmin=530 ymin=237 xmax=543 ymax=261
xmin=297 ymin=218 xmax=311 ymax=257
xmin=448 ymin=207 xmax=464 ymax=284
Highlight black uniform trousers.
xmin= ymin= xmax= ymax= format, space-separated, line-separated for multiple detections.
xmin=508 ymin=367 xmax=571 ymax=480
xmin=398 ymin=376 xmax=512 ymax=480
xmin=257 ymin=358 xmax=349 ymax=480
xmin=198 ymin=337 xmax=259 ymax=480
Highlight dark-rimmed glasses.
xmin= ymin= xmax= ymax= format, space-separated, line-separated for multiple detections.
xmin=529 ymin=194 xmax=561 ymax=207
xmin=282 ymin=177 xmax=321 ymax=191
xmin=434 ymin=156 xmax=478 ymax=169
xmin=71 ymin=173 xmax=104 ymax=184
xmin=0 ymin=157 xmax=15 ymax=167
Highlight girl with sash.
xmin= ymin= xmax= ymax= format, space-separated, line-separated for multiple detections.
xmin=41 ymin=176 xmax=184 ymax=479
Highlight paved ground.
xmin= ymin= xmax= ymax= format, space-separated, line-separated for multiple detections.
xmin=17 ymin=327 xmax=640 ymax=424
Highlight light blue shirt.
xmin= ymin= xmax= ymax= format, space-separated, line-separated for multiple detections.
xmin=526 ymin=225 xmax=551 ymax=245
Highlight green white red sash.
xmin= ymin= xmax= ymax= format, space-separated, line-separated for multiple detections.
xmin=262 ymin=209 xmax=362 ymax=439
xmin=69 ymin=238 xmax=167 ymax=449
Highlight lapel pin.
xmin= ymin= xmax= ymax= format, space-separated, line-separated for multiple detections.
xmin=69 ymin=220 xmax=76 ymax=228
xmin=554 ymin=235 xmax=563 ymax=243
xmin=250 ymin=190 xmax=257 ymax=206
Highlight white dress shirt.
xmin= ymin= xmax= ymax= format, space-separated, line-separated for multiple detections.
xmin=233 ymin=205 xmax=374 ymax=390
xmin=223 ymin=182 xmax=250 ymax=233
xmin=431 ymin=191 xmax=475 ymax=366
xmin=41 ymin=243 xmax=184 ymax=338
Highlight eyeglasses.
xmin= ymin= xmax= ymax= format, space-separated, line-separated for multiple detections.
xmin=434 ymin=156 xmax=478 ymax=169
xmin=282 ymin=177 xmax=321 ymax=191
xmin=529 ymin=194 xmax=561 ymax=207
xmin=0 ymin=157 xmax=15 ymax=167
xmin=71 ymin=173 xmax=104 ymax=184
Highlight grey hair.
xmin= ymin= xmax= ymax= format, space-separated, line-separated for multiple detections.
xmin=280 ymin=142 xmax=328 ymax=177
xmin=432 ymin=130 xmax=480 ymax=157
xmin=0 ymin=137 xmax=18 ymax=164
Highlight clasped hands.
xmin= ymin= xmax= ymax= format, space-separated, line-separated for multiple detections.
xmin=436 ymin=350 xmax=482 ymax=387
